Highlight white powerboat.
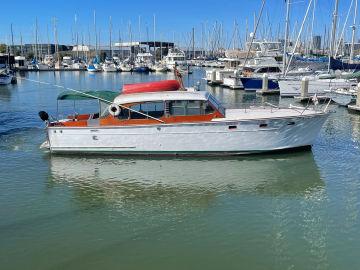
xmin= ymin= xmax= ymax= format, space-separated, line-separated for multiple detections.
xmin=62 ymin=56 xmax=73 ymax=69
xmin=39 ymin=79 xmax=329 ymax=155
xmin=164 ymin=48 xmax=187 ymax=71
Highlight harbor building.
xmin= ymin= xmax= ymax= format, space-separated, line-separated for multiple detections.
xmin=114 ymin=41 xmax=174 ymax=61
xmin=343 ymin=42 xmax=360 ymax=56
xmin=312 ymin=36 xmax=322 ymax=51
xmin=8 ymin=44 xmax=71 ymax=58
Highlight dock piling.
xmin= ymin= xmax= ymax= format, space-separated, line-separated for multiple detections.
xmin=262 ymin=73 xmax=268 ymax=92
xmin=301 ymin=77 xmax=309 ymax=98
xmin=347 ymin=83 xmax=360 ymax=112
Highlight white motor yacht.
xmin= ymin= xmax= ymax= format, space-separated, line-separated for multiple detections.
xmin=39 ymin=79 xmax=329 ymax=155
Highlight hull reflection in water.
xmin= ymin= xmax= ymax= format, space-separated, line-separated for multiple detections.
xmin=48 ymin=152 xmax=324 ymax=207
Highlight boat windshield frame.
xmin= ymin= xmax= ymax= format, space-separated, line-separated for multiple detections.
xmin=208 ymin=94 xmax=225 ymax=116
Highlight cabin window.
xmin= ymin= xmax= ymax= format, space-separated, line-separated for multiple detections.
xmin=187 ymin=100 xmax=202 ymax=115
xmin=129 ymin=101 xmax=165 ymax=119
xmin=118 ymin=108 xmax=130 ymax=119
xmin=268 ymin=67 xmax=281 ymax=73
xmin=170 ymin=100 xmax=187 ymax=116
xmin=169 ymin=100 xmax=215 ymax=116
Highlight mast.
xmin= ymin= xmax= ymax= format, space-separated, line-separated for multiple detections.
xmin=47 ymin=24 xmax=50 ymax=55
xmin=119 ymin=20 xmax=123 ymax=60
xmin=328 ymin=0 xmax=339 ymax=71
xmin=153 ymin=14 xmax=156 ymax=61
xmin=160 ymin=33 xmax=162 ymax=60
xmin=350 ymin=0 xmax=358 ymax=63
xmin=245 ymin=18 xmax=248 ymax=44
xmin=129 ymin=22 xmax=132 ymax=61
xmin=109 ymin=16 xmax=112 ymax=58
xmin=10 ymin=24 xmax=14 ymax=55
xmin=201 ymin=22 xmax=204 ymax=58
xmin=35 ymin=18 xmax=38 ymax=61
xmin=75 ymin=14 xmax=79 ymax=58
xmin=282 ymin=0 xmax=291 ymax=75
xmin=53 ymin=17 xmax=60 ymax=65
xmin=94 ymin=10 xmax=97 ymax=56
xmin=243 ymin=0 xmax=266 ymax=69
xmin=192 ymin=27 xmax=195 ymax=59
xmin=309 ymin=0 xmax=316 ymax=52
xmin=20 ymin=32 xmax=23 ymax=56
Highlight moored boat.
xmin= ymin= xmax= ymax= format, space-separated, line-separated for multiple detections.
xmin=39 ymin=80 xmax=329 ymax=155
xmin=240 ymin=77 xmax=279 ymax=91
xmin=0 ymin=69 xmax=16 ymax=85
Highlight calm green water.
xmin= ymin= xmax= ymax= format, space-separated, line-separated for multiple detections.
xmin=1 ymin=69 xmax=360 ymax=270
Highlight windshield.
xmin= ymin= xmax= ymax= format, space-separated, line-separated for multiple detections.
xmin=208 ymin=94 xmax=225 ymax=116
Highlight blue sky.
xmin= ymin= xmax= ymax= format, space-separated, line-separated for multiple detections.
xmin=0 ymin=0 xmax=355 ymax=48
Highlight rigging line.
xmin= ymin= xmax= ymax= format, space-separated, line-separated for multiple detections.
xmin=16 ymin=76 xmax=165 ymax=123
xmin=284 ymin=0 xmax=314 ymax=76
xmin=334 ymin=0 xmax=354 ymax=56
xmin=241 ymin=0 xmax=266 ymax=69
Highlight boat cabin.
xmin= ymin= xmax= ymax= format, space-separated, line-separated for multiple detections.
xmin=51 ymin=82 xmax=225 ymax=128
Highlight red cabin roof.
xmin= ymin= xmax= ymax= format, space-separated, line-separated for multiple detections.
xmin=122 ymin=80 xmax=180 ymax=95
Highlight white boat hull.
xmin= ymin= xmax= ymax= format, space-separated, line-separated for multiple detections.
xmin=222 ymin=77 xmax=244 ymax=89
xmin=102 ymin=65 xmax=118 ymax=72
xmin=46 ymin=113 xmax=328 ymax=155
xmin=279 ymin=78 xmax=354 ymax=97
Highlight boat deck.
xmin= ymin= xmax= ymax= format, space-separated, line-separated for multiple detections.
xmin=213 ymin=107 xmax=324 ymax=121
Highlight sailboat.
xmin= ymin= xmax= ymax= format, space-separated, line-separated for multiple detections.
xmin=87 ymin=56 xmax=102 ymax=72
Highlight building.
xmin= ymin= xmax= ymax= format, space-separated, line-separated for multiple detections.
xmin=114 ymin=41 xmax=174 ymax=60
xmin=343 ymin=43 xmax=360 ymax=56
xmin=0 ymin=53 xmax=15 ymax=68
xmin=312 ymin=36 xmax=321 ymax=51
xmin=8 ymin=44 xmax=71 ymax=58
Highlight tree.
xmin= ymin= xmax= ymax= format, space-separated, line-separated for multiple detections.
xmin=0 ymin=44 xmax=7 ymax=53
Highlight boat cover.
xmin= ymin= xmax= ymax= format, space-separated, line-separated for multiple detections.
xmin=122 ymin=80 xmax=180 ymax=94
xmin=57 ymin=91 xmax=118 ymax=102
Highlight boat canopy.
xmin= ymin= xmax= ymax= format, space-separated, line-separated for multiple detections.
xmin=57 ymin=91 xmax=118 ymax=102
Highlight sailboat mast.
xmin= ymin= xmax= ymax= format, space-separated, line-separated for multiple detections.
xmin=35 ymin=18 xmax=38 ymax=61
xmin=192 ymin=27 xmax=195 ymax=59
xmin=350 ymin=0 xmax=358 ymax=63
xmin=20 ymin=32 xmax=23 ymax=56
xmin=282 ymin=0 xmax=291 ymax=75
xmin=94 ymin=10 xmax=97 ymax=56
xmin=75 ymin=14 xmax=79 ymax=58
xmin=309 ymin=0 xmax=316 ymax=52
xmin=109 ymin=16 xmax=112 ymax=58
xmin=153 ymin=14 xmax=156 ymax=61
xmin=328 ymin=0 xmax=339 ymax=71
xmin=10 ymin=24 xmax=14 ymax=55
xmin=47 ymin=24 xmax=50 ymax=55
